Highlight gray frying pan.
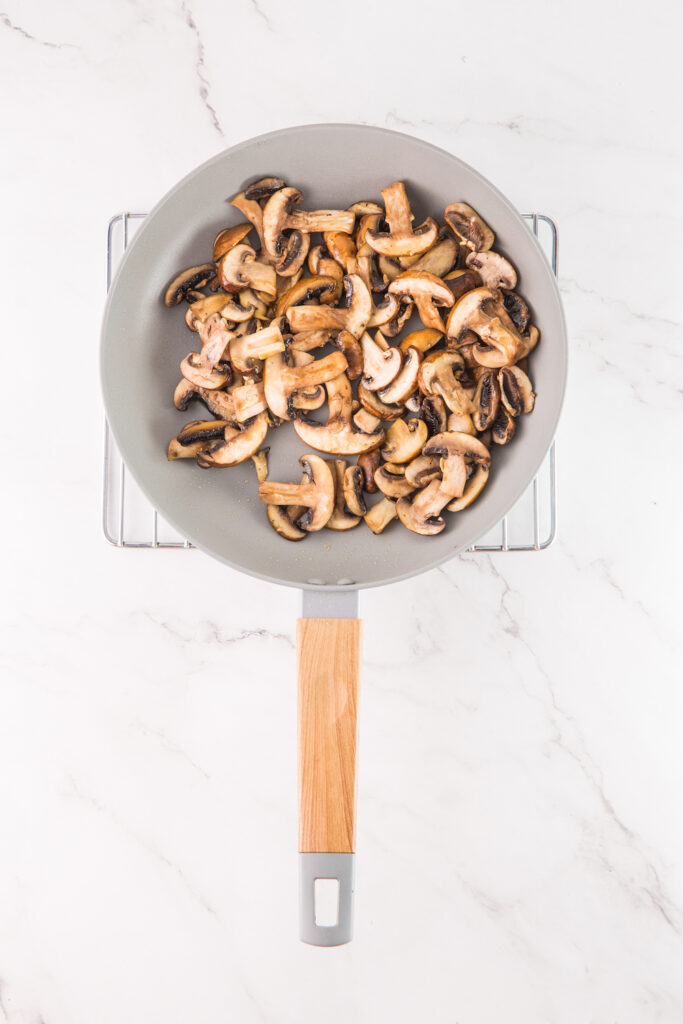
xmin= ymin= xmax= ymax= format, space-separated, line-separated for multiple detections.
xmin=100 ymin=124 xmax=567 ymax=945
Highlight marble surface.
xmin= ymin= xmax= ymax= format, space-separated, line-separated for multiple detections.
xmin=2 ymin=1 xmax=682 ymax=1021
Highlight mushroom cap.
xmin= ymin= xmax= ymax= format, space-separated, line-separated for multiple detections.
xmin=218 ymin=243 xmax=277 ymax=297
xmin=325 ymin=459 xmax=361 ymax=531
xmin=357 ymin=449 xmax=381 ymax=493
xmin=297 ymin=455 xmax=335 ymax=530
xmin=212 ymin=223 xmax=253 ymax=263
xmin=366 ymin=181 xmax=438 ymax=257
xmin=388 ymin=269 xmax=454 ymax=309
xmin=164 ymin=264 xmax=216 ymax=307
xmin=473 ymin=369 xmax=501 ymax=431
xmin=360 ymin=332 xmax=402 ymax=391
xmin=498 ymin=365 xmax=535 ymax=416
xmin=447 ymin=463 xmax=490 ymax=512
xmin=180 ymin=350 xmax=231 ymax=390
xmin=244 ymin=176 xmax=287 ymax=201
xmin=491 ymin=406 xmax=517 ymax=445
xmin=444 ymin=202 xmax=494 ymax=252
xmin=378 ymin=347 xmax=420 ymax=405
xmin=262 ymin=186 xmax=303 ymax=259
xmin=381 ymin=417 xmax=428 ymax=464
xmin=347 ymin=200 xmax=384 ymax=216
xmin=465 ymin=250 xmax=517 ymax=290
xmin=357 ymin=381 xmax=404 ymax=421
xmin=343 ymin=464 xmax=367 ymax=516
xmin=443 ymin=267 xmax=483 ymax=303
xmin=195 ymin=412 xmax=269 ymax=467
xmin=374 ymin=463 xmax=416 ymax=499
xmin=409 ymin=234 xmax=459 ymax=278
xmin=334 ymin=330 xmax=363 ymax=380
xmin=502 ymin=291 xmax=530 ymax=333
xmin=293 ymin=374 xmax=385 ymax=455
xmin=396 ymin=478 xmax=451 ymax=536
xmin=275 ymin=274 xmax=340 ymax=316
xmin=419 ymin=394 xmax=448 ymax=436
xmin=266 ymin=504 xmax=306 ymax=541
xmin=404 ymin=454 xmax=442 ymax=488
xmin=398 ymin=327 xmax=443 ymax=355
xmin=423 ymin=430 xmax=491 ymax=465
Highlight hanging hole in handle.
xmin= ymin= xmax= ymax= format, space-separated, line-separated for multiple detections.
xmin=314 ymin=877 xmax=340 ymax=927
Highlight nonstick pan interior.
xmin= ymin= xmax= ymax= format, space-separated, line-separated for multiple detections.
xmin=101 ymin=124 xmax=567 ymax=590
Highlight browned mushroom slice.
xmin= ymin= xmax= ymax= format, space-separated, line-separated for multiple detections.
xmin=342 ymin=464 xmax=367 ymax=516
xmin=212 ymin=223 xmax=253 ymax=263
xmin=381 ymin=297 xmax=413 ymax=338
xmin=293 ymin=374 xmax=385 ymax=455
xmin=251 ymin=447 xmax=269 ymax=483
xmin=357 ymin=450 xmax=381 ymax=493
xmin=366 ymin=181 xmax=438 ymax=257
xmin=439 ymin=453 xmax=468 ymax=498
xmin=419 ymin=395 xmax=448 ymax=436
xmin=423 ymin=430 xmax=490 ymax=498
xmin=491 ymin=405 xmax=517 ymax=445
xmin=229 ymin=319 xmax=285 ymax=373
xmin=177 ymin=419 xmax=233 ymax=446
xmin=374 ymin=463 xmax=416 ymax=499
xmin=289 ymin=329 xmax=335 ymax=353
xmin=396 ymin=479 xmax=453 ymax=535
xmin=444 ymin=202 xmax=494 ymax=252
xmin=334 ymin=330 xmax=363 ymax=380
xmin=274 ymin=275 xmax=340 ymax=316
xmin=238 ymin=287 xmax=270 ymax=321
xmin=323 ymin=230 xmax=357 ymax=274
xmin=195 ymin=411 xmax=269 ymax=468
xmin=173 ymin=379 xmax=237 ymax=422
xmin=408 ymin=233 xmax=459 ymax=278
xmin=360 ymin=332 xmax=402 ymax=391
xmin=326 ymin=459 xmax=361 ymax=531
xmin=168 ymin=435 xmax=213 ymax=460
xmin=465 ymin=250 xmax=517 ymax=290
xmin=263 ymin=187 xmax=355 ymax=259
xmin=164 ymin=264 xmax=217 ymax=306
xmin=185 ymin=293 xmax=234 ymax=331
xmin=231 ymin=191 xmax=268 ymax=253
xmin=353 ymin=407 xmax=382 ymax=434
xmin=502 ymin=291 xmax=530 ymax=333
xmin=498 ymin=366 xmax=535 ymax=416
xmin=347 ymin=200 xmax=384 ymax=216
xmin=244 ymin=176 xmax=287 ymax=201
xmin=377 ymin=253 xmax=402 ymax=286
xmin=180 ymin=314 xmax=234 ymax=390
xmin=443 ymin=267 xmax=483 ymax=303
xmin=378 ymin=347 xmax=420 ymax=405
xmin=367 ymin=292 xmax=401 ymax=329
xmin=381 ymin=418 xmax=428 ymax=464
xmin=286 ymin=274 xmax=371 ymax=339
xmin=447 ymin=411 xmax=477 ymax=435
xmin=307 ymin=245 xmax=345 ymax=293
xmin=418 ymin=351 xmax=474 ymax=415
xmin=231 ymin=380 xmax=268 ymax=422
xmin=447 ymin=462 xmax=490 ymax=511
xmin=388 ymin=270 xmax=454 ymax=331
xmin=364 ymin=497 xmax=398 ymax=534
xmin=218 ymin=243 xmax=277 ymax=298
xmin=405 ymin=454 xmax=442 ymax=488
xmin=398 ymin=328 xmax=443 ymax=355
xmin=446 ymin=287 xmax=525 ymax=366
xmin=266 ymin=504 xmax=307 ymax=541
xmin=472 ymin=369 xmax=501 ymax=431
xmin=263 ymin=350 xmax=348 ymax=420
xmin=357 ymin=382 xmax=404 ymax=421
xmin=258 ymin=454 xmax=335 ymax=531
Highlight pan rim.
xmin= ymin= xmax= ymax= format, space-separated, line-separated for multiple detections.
xmin=100 ymin=122 xmax=567 ymax=592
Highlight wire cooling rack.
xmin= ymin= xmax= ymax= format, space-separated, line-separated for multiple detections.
xmin=103 ymin=213 xmax=558 ymax=552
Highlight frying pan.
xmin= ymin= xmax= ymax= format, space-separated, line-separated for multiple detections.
xmin=100 ymin=123 xmax=567 ymax=945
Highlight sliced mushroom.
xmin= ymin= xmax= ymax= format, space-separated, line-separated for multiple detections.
xmin=263 ymin=350 xmax=348 ymax=420
xmin=419 ymin=394 xmax=448 ymax=436
xmin=357 ymin=381 xmax=404 ymax=421
xmin=374 ymin=463 xmax=416 ymax=499
xmin=377 ymin=253 xmax=402 ymax=286
xmin=360 ymin=331 xmax=402 ymax=391
xmin=357 ymin=449 xmax=381 ymax=493
xmin=230 ymin=319 xmax=285 ymax=373
xmin=364 ymin=497 xmax=398 ymax=534
xmin=347 ymin=200 xmax=384 ymax=216
xmin=326 ymin=460 xmax=361 ymax=531
xmin=388 ymin=270 xmax=454 ymax=331
xmin=286 ymin=274 xmax=371 ymax=339
xmin=289 ymin=328 xmax=335 ymax=353
xmin=381 ymin=417 xmax=428 ymax=464
xmin=404 ymin=393 xmax=421 ymax=414
xmin=195 ymin=411 xmax=269 ymax=468
xmin=180 ymin=314 xmax=234 ymax=390
xmin=444 ymin=202 xmax=494 ymax=252
xmin=274 ymin=274 xmax=340 ymax=316
xmin=176 ymin=419 xmax=232 ymax=446
xmin=266 ymin=504 xmax=307 ymax=541
xmin=230 ymin=191 xmax=268 ymax=253
xmin=258 ymin=453 xmax=335 ymax=531
xmin=293 ymin=373 xmax=385 ymax=455
xmin=439 ymin=452 xmax=468 ymax=498
xmin=167 ymin=434 xmax=215 ymax=460
xmin=378 ymin=347 xmax=420 ymax=405
xmin=418 ymin=351 xmax=473 ymax=415
xmin=307 ymin=246 xmax=345 ymax=293
xmin=498 ymin=366 xmax=535 ymax=416
xmin=502 ymin=291 xmax=530 ymax=333
xmin=353 ymin=407 xmax=382 ymax=434
xmin=447 ymin=411 xmax=477 ymax=435
xmin=398 ymin=327 xmax=443 ymax=355
xmin=381 ymin=297 xmax=413 ymax=338
xmin=184 ymin=292 xmax=237 ymax=331
xmin=423 ymin=430 xmax=490 ymax=497
xmin=396 ymin=478 xmax=453 ymax=536
xmin=443 ymin=267 xmax=483 ymax=303
xmin=212 ymin=223 xmax=253 ymax=263
xmin=366 ymin=181 xmax=438 ymax=257
xmin=491 ymin=405 xmax=517 ymax=445
xmin=218 ymin=243 xmax=277 ymax=298
xmin=164 ymin=264 xmax=217 ymax=307
xmin=239 ymin=287 xmax=270 ymax=321
xmin=231 ymin=380 xmax=268 ymax=422
xmin=465 ymin=250 xmax=517 ymax=290
xmin=334 ymin=329 xmax=363 ymax=380
xmin=244 ymin=176 xmax=287 ymax=201
xmin=405 ymin=454 xmax=442 ymax=488
xmin=367 ymin=292 xmax=401 ymax=328
xmin=343 ymin=465 xmax=367 ymax=516
xmin=408 ymin=234 xmax=459 ymax=278
xmin=447 ymin=462 xmax=490 ymax=511
xmin=472 ymin=369 xmax=501 ymax=431
xmin=263 ymin=187 xmax=354 ymax=262
xmin=173 ymin=379 xmax=237 ymax=423
xmin=323 ymin=230 xmax=357 ymax=274
xmin=446 ymin=287 xmax=525 ymax=366
xmin=251 ymin=447 xmax=269 ymax=483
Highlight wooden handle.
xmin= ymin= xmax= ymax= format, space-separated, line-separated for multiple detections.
xmin=297 ymin=618 xmax=362 ymax=853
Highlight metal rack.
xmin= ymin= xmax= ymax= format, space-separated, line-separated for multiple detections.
xmin=103 ymin=213 xmax=558 ymax=552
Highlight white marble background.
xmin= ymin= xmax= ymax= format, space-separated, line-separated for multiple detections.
xmin=1 ymin=0 xmax=682 ymax=1021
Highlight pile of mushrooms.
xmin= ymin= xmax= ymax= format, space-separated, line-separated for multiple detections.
xmin=164 ymin=179 xmax=537 ymax=538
